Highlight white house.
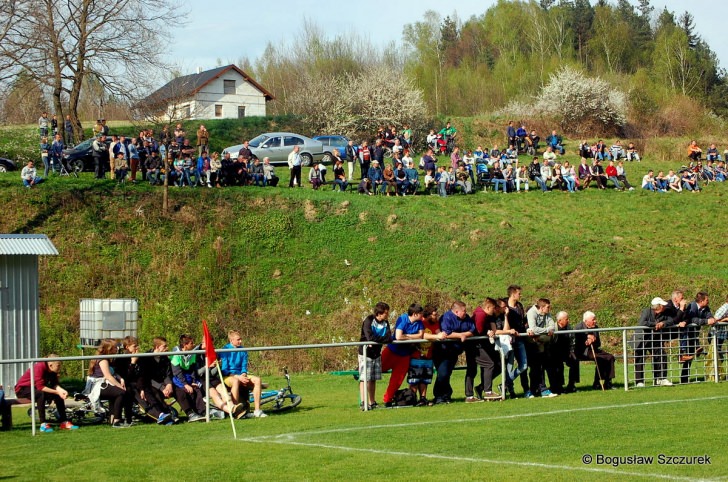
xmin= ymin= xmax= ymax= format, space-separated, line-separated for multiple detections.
xmin=142 ymin=65 xmax=274 ymax=121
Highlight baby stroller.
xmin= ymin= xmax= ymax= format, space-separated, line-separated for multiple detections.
xmin=476 ymin=162 xmax=491 ymax=190
xmin=434 ymin=135 xmax=448 ymax=155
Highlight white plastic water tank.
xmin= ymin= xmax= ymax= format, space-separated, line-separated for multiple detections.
xmin=79 ymin=298 xmax=138 ymax=347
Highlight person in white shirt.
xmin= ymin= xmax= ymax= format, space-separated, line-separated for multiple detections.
xmin=21 ymin=161 xmax=44 ymax=188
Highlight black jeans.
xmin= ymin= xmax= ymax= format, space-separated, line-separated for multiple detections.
xmin=100 ymin=384 xmax=134 ymax=423
xmin=16 ymin=385 xmax=67 ymax=423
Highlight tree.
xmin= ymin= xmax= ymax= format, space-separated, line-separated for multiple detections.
xmin=403 ymin=10 xmax=444 ymax=114
xmin=1 ymin=70 xmax=47 ymax=124
xmin=0 ymin=0 xmax=181 ymax=140
xmin=678 ymin=11 xmax=699 ymax=49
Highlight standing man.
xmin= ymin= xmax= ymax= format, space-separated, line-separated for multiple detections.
xmin=64 ymin=115 xmax=74 ymax=145
xmin=196 ymin=124 xmax=209 ymax=157
xmin=92 ymin=135 xmax=108 ymax=179
xmin=679 ymin=292 xmax=716 ymax=383
xmin=38 ymin=111 xmax=49 ymax=138
xmin=49 ymin=134 xmax=64 ymax=174
xmin=288 ymin=145 xmax=303 ymax=188
xmin=470 ymin=298 xmax=505 ymax=401
xmin=634 ymin=297 xmax=675 ymax=387
xmin=525 ymin=299 xmax=558 ymax=398
xmin=345 ymin=139 xmax=357 ymax=181
xmin=433 ymin=301 xmax=475 ymax=404
xmin=381 ymin=303 xmax=424 ymax=407
xmin=551 ymin=311 xmax=579 ymax=394
xmin=575 ymin=311 xmax=615 ymax=390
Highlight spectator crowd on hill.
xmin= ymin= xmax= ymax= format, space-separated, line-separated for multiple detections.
xmin=27 ymin=113 xmax=728 ymax=196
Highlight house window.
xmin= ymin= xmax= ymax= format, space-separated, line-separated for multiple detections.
xmin=224 ymin=79 xmax=236 ymax=95
xmin=237 ymin=106 xmax=246 ymax=118
xmin=215 ymin=104 xmax=223 ymax=117
xmin=182 ymin=105 xmax=191 ymax=118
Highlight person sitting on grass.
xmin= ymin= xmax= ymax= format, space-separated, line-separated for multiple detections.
xmin=404 ymin=159 xmax=419 ymax=194
xmin=171 ymin=334 xmax=207 ymax=422
xmin=575 ymin=311 xmax=615 ymax=390
xmin=368 ymin=160 xmax=384 ymax=194
xmin=115 ymin=152 xmax=129 ymax=183
xmin=14 ymin=355 xmax=79 ymax=432
xmin=21 ymin=161 xmax=44 ymax=189
xmin=610 ymin=140 xmax=625 ymax=161
xmin=516 ymin=165 xmax=530 ymax=192
xmin=655 ymin=170 xmax=668 ymax=191
xmin=666 ymin=170 xmax=682 ymax=192
xmin=358 ymin=302 xmax=392 ymax=410
xmin=706 ymin=144 xmax=721 ymax=162
xmin=381 ymin=303 xmax=424 ymax=407
xmin=308 ymin=163 xmax=323 ymax=190
xmin=616 ymin=161 xmax=635 ymax=190
xmin=687 ymin=140 xmax=702 ymax=161
xmin=642 ymin=170 xmax=659 ymax=191
xmin=590 ymin=159 xmax=608 ymax=189
xmin=383 ymin=163 xmax=397 ymax=196
xmin=542 ymin=145 xmax=557 ymax=165
xmin=136 ymin=337 xmax=177 ymax=425
xmin=681 ymin=169 xmax=700 ymax=192
xmin=88 ymin=339 xmax=135 ymax=428
xmin=529 ymin=157 xmax=547 ymax=192
xmin=605 ymin=160 xmax=623 ymax=190
xmin=561 ymin=161 xmax=576 ymax=192
xmin=577 ymin=158 xmax=592 ymax=190
xmin=546 ymin=130 xmax=565 ymax=155
xmin=219 ymin=330 xmax=267 ymax=418
xmin=626 ymin=142 xmax=641 ymax=162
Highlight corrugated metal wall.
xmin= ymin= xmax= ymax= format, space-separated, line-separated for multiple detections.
xmin=0 ymin=255 xmax=40 ymax=397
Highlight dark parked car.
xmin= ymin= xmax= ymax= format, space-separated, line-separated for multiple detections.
xmin=62 ymin=137 xmax=113 ymax=172
xmin=0 ymin=157 xmax=17 ymax=172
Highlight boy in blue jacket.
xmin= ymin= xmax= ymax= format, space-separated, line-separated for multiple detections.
xmin=219 ymin=330 xmax=267 ymax=418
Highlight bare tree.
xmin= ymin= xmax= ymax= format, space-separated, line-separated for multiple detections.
xmin=0 ymin=0 xmax=183 ymax=140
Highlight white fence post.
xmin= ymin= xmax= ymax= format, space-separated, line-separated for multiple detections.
xmin=362 ymin=344 xmax=368 ymax=412
xmin=713 ymin=331 xmax=719 ymax=384
xmin=622 ymin=329 xmax=629 ymax=391
xmin=29 ymin=361 xmax=36 ymax=436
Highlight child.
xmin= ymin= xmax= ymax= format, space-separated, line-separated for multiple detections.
xmin=409 ymin=305 xmax=446 ymax=406
xmin=170 ymin=335 xmax=206 ymax=422
xmin=437 ymin=166 xmax=449 ymax=197
xmin=358 ymin=302 xmax=391 ymax=410
xmin=14 ymin=355 xmax=79 ymax=432
xmin=424 ymin=169 xmax=435 ymax=192
xmin=357 ymin=177 xmax=371 ymax=195
xmin=115 ymin=152 xmax=128 ymax=183
xmin=219 ymin=330 xmax=267 ymax=418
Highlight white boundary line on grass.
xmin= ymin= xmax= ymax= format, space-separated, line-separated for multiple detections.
xmin=243 ymin=439 xmax=714 ymax=482
xmin=240 ymin=396 xmax=728 ymax=482
xmin=245 ymin=395 xmax=728 ymax=440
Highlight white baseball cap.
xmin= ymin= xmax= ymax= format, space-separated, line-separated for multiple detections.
xmin=651 ymin=297 xmax=668 ymax=306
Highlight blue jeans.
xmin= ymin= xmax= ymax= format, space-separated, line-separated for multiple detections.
xmin=534 ymin=176 xmax=548 ymax=191
xmin=492 ymin=179 xmax=506 ymax=192
xmin=608 ymin=176 xmax=622 ymax=189
xmin=334 ymin=179 xmax=348 ymax=191
xmin=438 ymin=182 xmax=447 ymax=197
xmin=563 ymin=175 xmax=576 ymax=192
xmin=433 ymin=355 xmax=458 ymax=401
xmin=505 ymin=340 xmax=528 ymax=391
xmin=23 ymin=176 xmax=44 ymax=187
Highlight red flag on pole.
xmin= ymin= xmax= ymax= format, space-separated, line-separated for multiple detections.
xmin=202 ymin=320 xmax=217 ymax=367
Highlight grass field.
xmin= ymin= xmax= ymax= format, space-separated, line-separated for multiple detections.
xmin=3 ymin=367 xmax=727 ymax=481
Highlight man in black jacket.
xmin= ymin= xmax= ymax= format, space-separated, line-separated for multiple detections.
xmin=136 ymin=337 xmax=176 ymax=424
xmin=679 ymin=292 xmax=716 ymax=383
xmin=634 ymin=298 xmax=675 ymax=387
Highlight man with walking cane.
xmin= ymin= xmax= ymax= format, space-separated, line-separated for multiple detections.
xmin=575 ymin=311 xmax=615 ymax=390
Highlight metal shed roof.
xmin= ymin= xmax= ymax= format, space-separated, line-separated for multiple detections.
xmin=0 ymin=234 xmax=58 ymax=255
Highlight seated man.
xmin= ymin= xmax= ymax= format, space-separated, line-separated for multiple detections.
xmin=687 ymin=140 xmax=702 ymax=161
xmin=195 ymin=335 xmax=247 ymax=419
xmin=527 ymin=130 xmax=540 ymax=152
xmin=542 ymin=146 xmax=557 ymax=166
xmin=219 ymin=330 xmax=267 ymax=418
xmin=626 ymin=142 xmax=641 ymax=162
xmin=250 ymin=158 xmax=265 ymax=187
xmin=516 ymin=124 xmax=528 ymax=151
xmin=170 ymin=334 xmax=207 ymax=422
xmin=368 ymin=160 xmax=384 ymax=194
xmin=262 ymin=157 xmax=279 ymax=187
xmin=21 ymin=161 xmax=44 ymax=188
xmin=590 ymin=159 xmax=608 ymax=189
xmin=394 ymin=161 xmax=408 ymax=195
xmin=706 ymin=144 xmax=722 ymax=161
xmin=575 ymin=311 xmax=615 ymax=390
xmin=145 ymin=150 xmax=162 ymax=186
xmin=546 ymin=130 xmax=565 ymax=155
xmin=610 ymin=140 xmax=625 ymax=161
xmin=403 ymin=160 xmax=419 ymax=194
xmin=529 ymin=157 xmax=547 ymax=192
xmin=14 ymin=355 xmax=78 ymax=432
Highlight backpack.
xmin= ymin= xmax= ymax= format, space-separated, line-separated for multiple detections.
xmin=392 ymin=388 xmax=417 ymax=407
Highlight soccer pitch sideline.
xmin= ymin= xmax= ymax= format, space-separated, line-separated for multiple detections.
xmin=2 ymin=371 xmax=726 ymax=481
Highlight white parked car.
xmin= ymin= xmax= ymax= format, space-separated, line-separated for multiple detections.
xmin=222 ymin=132 xmax=328 ymax=166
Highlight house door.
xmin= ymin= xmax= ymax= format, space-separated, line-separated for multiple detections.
xmin=237 ymin=106 xmax=246 ymax=118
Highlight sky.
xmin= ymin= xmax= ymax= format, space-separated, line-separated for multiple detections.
xmin=169 ymin=0 xmax=727 ymax=80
